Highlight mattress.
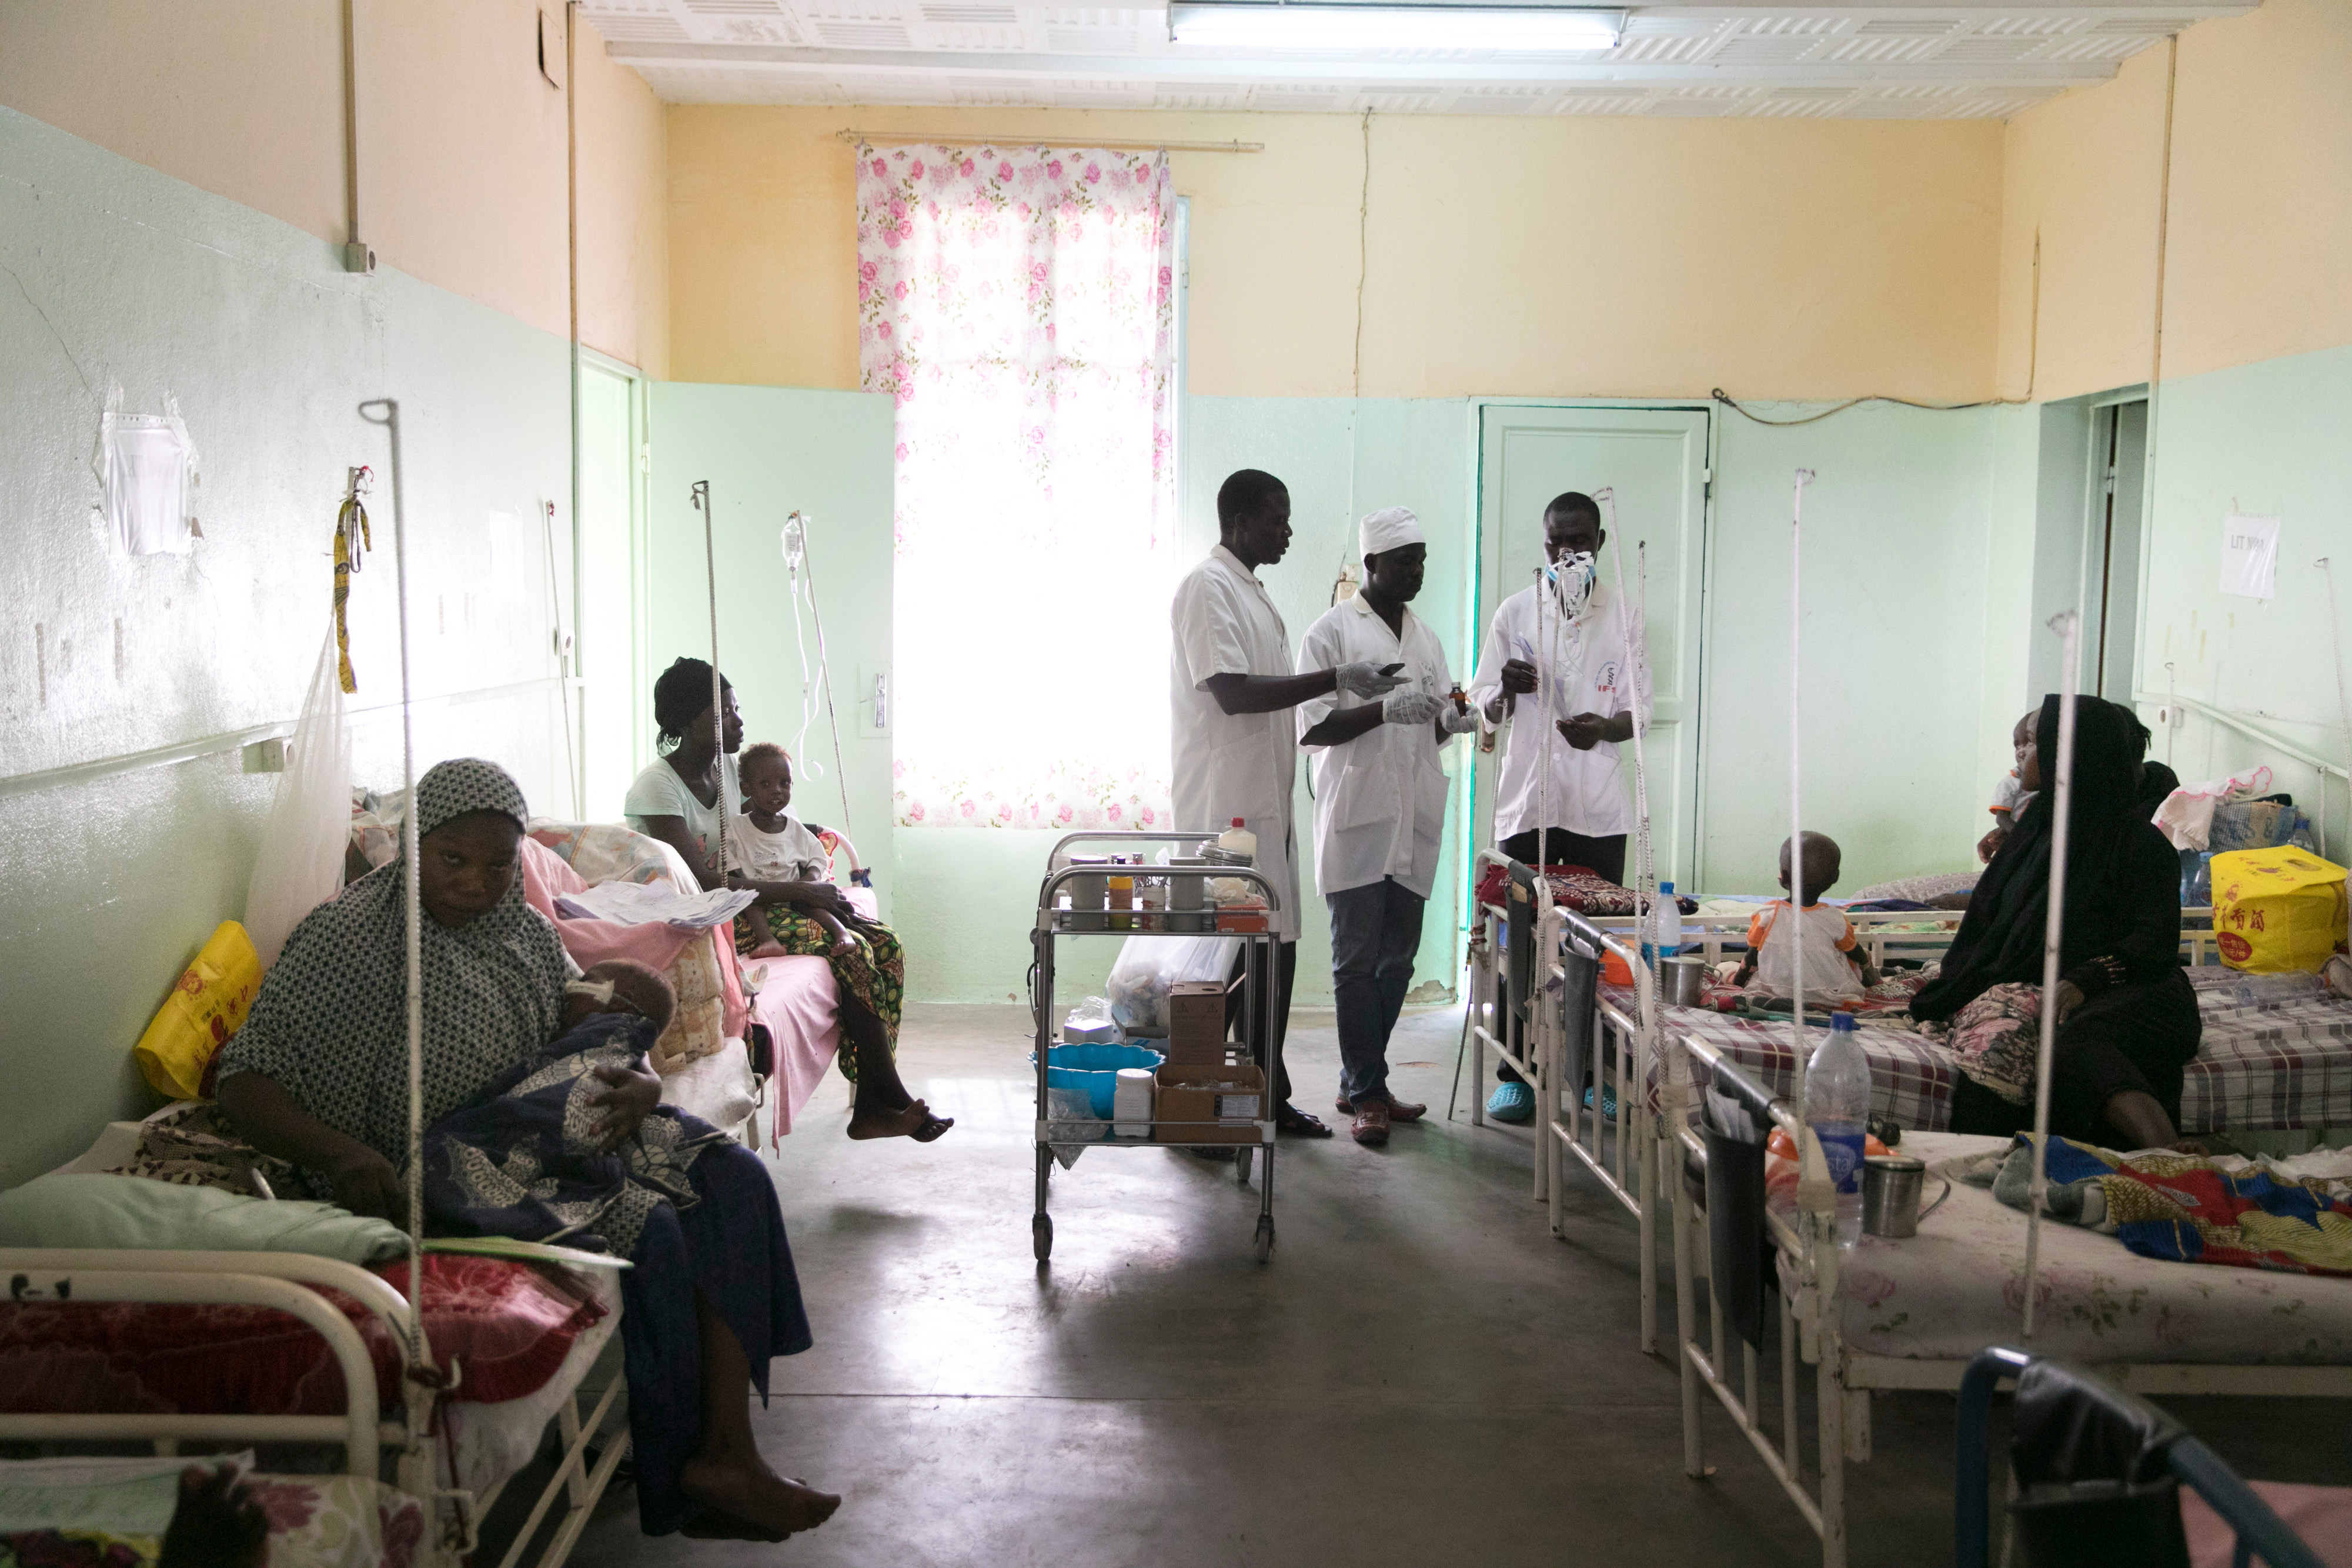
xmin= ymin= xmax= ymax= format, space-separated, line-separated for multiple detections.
xmin=1803 ymin=1132 xmax=2352 ymax=1368
xmin=1619 ymin=966 xmax=2352 ymax=1134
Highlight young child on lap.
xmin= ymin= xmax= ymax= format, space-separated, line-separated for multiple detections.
xmin=727 ymin=743 xmax=857 ymax=957
xmin=1734 ymin=831 xmax=1876 ymax=1000
xmin=1977 ymin=708 xmax=2039 ymax=864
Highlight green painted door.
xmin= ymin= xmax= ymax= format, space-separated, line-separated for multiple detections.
xmin=1473 ymin=404 xmax=1710 ymax=889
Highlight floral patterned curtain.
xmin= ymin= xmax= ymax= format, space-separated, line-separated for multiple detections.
xmin=858 ymin=143 xmax=1178 ymax=831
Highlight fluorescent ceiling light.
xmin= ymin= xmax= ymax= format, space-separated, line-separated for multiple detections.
xmin=1170 ymin=4 xmax=1625 ymax=52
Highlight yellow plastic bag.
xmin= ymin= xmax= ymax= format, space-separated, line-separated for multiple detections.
xmin=133 ymin=921 xmax=263 ymax=1099
xmin=2211 ymin=848 xmax=2348 ymax=974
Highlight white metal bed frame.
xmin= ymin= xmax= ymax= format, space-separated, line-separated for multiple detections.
xmin=1463 ymin=871 xmax=2229 ymax=1360
xmin=0 ymin=1247 xmax=630 ymax=1567
xmin=1662 ymin=1031 xmax=2352 ymax=1568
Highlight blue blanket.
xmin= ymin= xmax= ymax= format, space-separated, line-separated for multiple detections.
xmin=420 ymin=1015 xmax=728 ymax=1259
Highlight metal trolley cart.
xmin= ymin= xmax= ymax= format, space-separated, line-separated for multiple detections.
xmin=1030 ymin=831 xmax=1282 ymax=1264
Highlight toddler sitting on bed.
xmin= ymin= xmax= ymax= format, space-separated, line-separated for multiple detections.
xmin=1977 ymin=708 xmax=2039 ymax=864
xmin=1733 ymin=832 xmax=1877 ymax=1001
xmin=727 ymin=743 xmax=857 ymax=958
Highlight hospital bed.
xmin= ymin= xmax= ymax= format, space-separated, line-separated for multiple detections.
xmin=1664 ymin=1031 xmax=2352 ymax=1568
xmin=2 ymin=1121 xmax=628 ymax=1568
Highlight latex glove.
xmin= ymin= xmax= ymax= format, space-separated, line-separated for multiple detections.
xmin=1382 ymin=690 xmax=1444 ymax=727
xmin=1440 ymin=704 xmax=1480 ymax=734
xmin=1335 ymin=660 xmax=1409 ymax=698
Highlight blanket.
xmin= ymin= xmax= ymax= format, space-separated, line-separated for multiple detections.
xmin=420 ymin=1015 xmax=729 ymax=1260
xmin=0 ymin=1175 xmax=406 ymax=1266
xmin=1970 ymin=1135 xmax=2352 ymax=1276
xmin=1472 ymin=861 xmax=1698 ymax=918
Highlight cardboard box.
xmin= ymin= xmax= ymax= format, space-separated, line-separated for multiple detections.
xmin=1165 ymin=979 xmax=1229 ymax=1063
xmin=1151 ymin=1060 xmax=1265 ymax=1145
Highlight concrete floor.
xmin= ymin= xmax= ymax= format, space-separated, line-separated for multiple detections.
xmin=544 ymin=1002 xmax=2352 ymax=1567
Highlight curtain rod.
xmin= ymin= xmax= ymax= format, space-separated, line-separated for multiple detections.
xmin=836 ymin=128 xmax=1261 ymax=153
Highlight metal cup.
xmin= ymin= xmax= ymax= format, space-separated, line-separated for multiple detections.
xmin=1661 ymin=955 xmax=1707 ymax=1007
xmin=1862 ymin=1154 xmax=1949 ymax=1239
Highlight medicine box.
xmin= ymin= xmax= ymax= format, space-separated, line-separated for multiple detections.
xmin=1165 ymin=979 xmax=1228 ymax=1063
xmin=1151 ymin=1060 xmax=1265 ymax=1146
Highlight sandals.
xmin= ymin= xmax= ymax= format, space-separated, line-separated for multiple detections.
xmin=1275 ymin=1104 xmax=1334 ymax=1139
xmin=1582 ymin=1083 xmax=1620 ymax=1122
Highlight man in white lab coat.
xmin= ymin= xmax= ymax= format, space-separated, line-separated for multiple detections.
xmin=1297 ymin=507 xmax=1479 ymax=1146
xmin=1464 ymin=490 xmax=1649 ymax=1121
xmin=1172 ymin=470 xmax=1410 ymax=1139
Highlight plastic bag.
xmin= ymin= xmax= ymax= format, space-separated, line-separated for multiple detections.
xmin=1106 ymin=935 xmax=1240 ymax=1037
xmin=1061 ymin=996 xmax=1120 ymax=1044
xmin=134 ymin=922 xmax=263 ymax=1099
xmin=243 ymin=625 xmax=352 ymax=969
xmin=2211 ymin=848 xmax=2348 ymax=974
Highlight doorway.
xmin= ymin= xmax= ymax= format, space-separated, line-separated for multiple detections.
xmin=1472 ymin=404 xmax=1712 ymax=888
xmin=2086 ymin=399 xmax=2149 ymax=701
xmin=576 ymin=356 xmax=649 ymax=821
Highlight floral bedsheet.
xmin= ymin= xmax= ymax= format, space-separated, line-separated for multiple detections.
xmin=1807 ymin=1133 xmax=2352 ymax=1367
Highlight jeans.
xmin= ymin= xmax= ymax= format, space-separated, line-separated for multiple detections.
xmin=1224 ymin=939 xmax=1298 ymax=1106
xmin=1495 ymin=828 xmax=1626 ymax=1086
xmin=1328 ymin=877 xmax=1426 ymax=1106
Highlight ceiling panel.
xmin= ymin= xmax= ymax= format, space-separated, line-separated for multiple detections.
xmin=586 ymin=1 xmax=2257 ymax=119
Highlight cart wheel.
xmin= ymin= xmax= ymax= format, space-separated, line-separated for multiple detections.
xmin=1032 ymin=1213 xmax=1053 ymax=1262
xmin=1235 ymin=1146 xmax=1254 ymax=1185
xmin=1252 ymin=1215 xmax=1275 ymax=1263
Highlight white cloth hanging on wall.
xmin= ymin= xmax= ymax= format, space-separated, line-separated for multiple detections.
xmin=95 ymin=387 xmax=198 ymax=556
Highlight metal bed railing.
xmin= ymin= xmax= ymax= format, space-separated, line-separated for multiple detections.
xmin=0 ymin=1248 xmax=630 ymax=1568
xmin=1662 ymin=1032 xmax=2352 ymax=1568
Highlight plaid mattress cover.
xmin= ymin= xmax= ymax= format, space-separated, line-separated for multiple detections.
xmin=1603 ymin=965 xmax=2352 ymax=1134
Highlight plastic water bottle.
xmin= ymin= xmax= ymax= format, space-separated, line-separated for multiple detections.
xmin=2189 ymin=851 xmax=2213 ymax=908
xmin=1217 ymin=817 xmax=1256 ymax=865
xmin=1804 ymin=1014 xmax=1872 ymax=1248
xmin=1645 ymin=881 xmax=1683 ymax=964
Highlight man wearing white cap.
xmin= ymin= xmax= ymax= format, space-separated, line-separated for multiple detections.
xmin=1173 ymin=470 xmax=1411 ymax=1141
xmin=1297 ymin=507 xmax=1479 ymax=1146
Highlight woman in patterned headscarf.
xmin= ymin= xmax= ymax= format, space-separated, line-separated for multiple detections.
xmin=218 ymin=760 xmax=840 ymax=1543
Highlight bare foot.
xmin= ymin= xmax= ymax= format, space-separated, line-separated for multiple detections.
xmin=2169 ymin=1139 xmax=2211 ymax=1157
xmin=848 ymin=1098 xmax=938 ymax=1141
xmin=680 ymin=1455 xmax=839 ymax=1540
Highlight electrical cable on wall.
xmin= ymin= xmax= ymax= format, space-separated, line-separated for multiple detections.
xmin=1711 ymin=387 xmax=2030 ymax=428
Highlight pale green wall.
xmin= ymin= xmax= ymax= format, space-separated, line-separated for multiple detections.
xmin=2136 ymin=343 xmax=2352 ymax=851
xmin=0 ymin=109 xmax=582 ymax=1187
xmin=642 ymin=382 xmax=897 ymax=910
xmin=1700 ymin=403 xmax=2002 ymax=893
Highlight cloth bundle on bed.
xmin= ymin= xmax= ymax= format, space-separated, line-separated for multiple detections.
xmin=0 ymin=1455 xmax=424 ymax=1568
xmin=1963 ymin=1135 xmax=2352 ymax=1276
xmin=1473 ymin=861 xmax=1698 ymax=918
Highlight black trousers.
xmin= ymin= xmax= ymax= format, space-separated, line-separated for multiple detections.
xmin=1225 ymin=938 xmax=1297 ymax=1107
xmin=1949 ymin=969 xmax=2202 ymax=1145
xmin=1495 ymin=828 xmax=1628 ymax=1085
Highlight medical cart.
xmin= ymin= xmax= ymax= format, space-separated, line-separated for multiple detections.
xmin=1030 ymin=832 xmax=1282 ymax=1264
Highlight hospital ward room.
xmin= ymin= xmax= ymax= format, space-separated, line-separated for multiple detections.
xmin=8 ymin=2 xmax=2352 ymax=1565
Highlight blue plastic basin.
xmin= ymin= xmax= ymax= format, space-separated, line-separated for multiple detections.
xmin=1036 ymin=1042 xmax=1166 ymax=1119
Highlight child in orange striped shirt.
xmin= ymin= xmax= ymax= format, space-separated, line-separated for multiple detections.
xmin=1733 ymin=832 xmax=1877 ymax=1001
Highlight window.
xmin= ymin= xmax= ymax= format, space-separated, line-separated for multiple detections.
xmin=859 ymin=143 xmax=1179 ymax=830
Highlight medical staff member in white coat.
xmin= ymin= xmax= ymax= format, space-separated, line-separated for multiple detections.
xmin=1297 ymin=507 xmax=1479 ymax=1146
xmin=1464 ymin=490 xmax=1649 ymax=1122
xmin=1172 ymin=469 xmax=1409 ymax=1140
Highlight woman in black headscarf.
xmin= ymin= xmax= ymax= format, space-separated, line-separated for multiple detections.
xmin=1911 ymin=696 xmax=2203 ymax=1150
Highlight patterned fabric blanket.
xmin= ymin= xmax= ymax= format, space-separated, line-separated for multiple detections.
xmin=420 ymin=1017 xmax=729 ymax=1261
xmin=0 ymin=1253 xmax=603 ymax=1418
xmin=1473 ymin=861 xmax=1697 ymax=918
xmin=1972 ymin=1135 xmax=2352 ymax=1276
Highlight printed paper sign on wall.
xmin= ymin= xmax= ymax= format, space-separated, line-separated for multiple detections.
xmin=2220 ymin=514 xmax=2280 ymax=600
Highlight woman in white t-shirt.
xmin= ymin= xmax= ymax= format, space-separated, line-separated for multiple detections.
xmin=625 ymin=658 xmax=947 ymax=1143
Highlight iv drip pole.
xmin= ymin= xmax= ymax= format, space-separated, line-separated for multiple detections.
xmin=1788 ymin=469 xmax=1815 ymax=1113
xmin=2022 ymin=611 xmax=2083 ymax=1342
xmin=690 ymin=480 xmax=727 ymax=881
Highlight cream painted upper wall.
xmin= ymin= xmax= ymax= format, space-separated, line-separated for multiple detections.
xmin=1997 ymin=0 xmax=2352 ymax=401
xmin=0 ymin=0 xmax=667 ymax=372
xmin=668 ymin=105 xmax=2001 ymax=401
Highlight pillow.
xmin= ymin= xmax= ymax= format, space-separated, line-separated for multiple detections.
xmin=0 ymin=1174 xmax=406 ymax=1265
